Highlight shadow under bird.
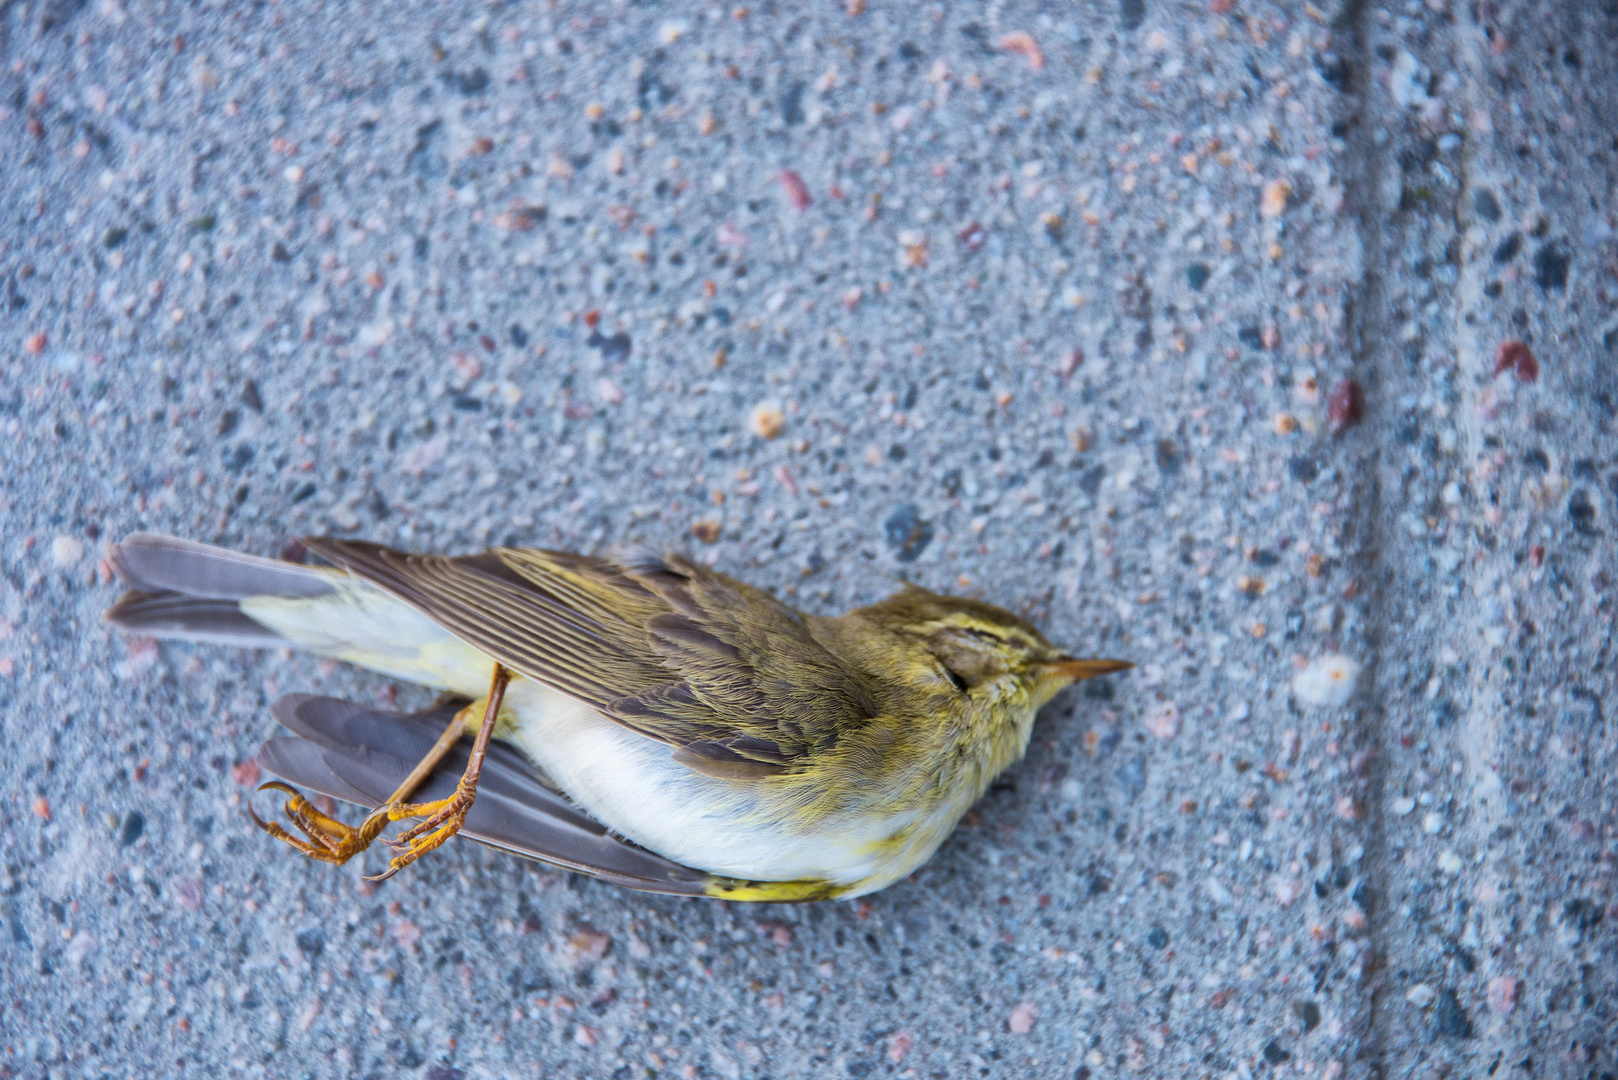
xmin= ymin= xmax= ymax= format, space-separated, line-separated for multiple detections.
xmin=103 ymin=533 xmax=1129 ymax=901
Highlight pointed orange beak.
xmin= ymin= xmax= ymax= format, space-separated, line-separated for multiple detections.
xmin=1041 ymin=657 xmax=1134 ymax=682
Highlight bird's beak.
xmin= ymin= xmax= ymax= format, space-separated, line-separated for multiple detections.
xmin=1041 ymin=657 xmax=1133 ymax=682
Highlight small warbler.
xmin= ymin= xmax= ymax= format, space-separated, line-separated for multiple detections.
xmin=104 ymin=533 xmax=1129 ymax=900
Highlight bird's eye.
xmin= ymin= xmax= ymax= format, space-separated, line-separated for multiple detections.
xmin=929 ymin=629 xmax=1008 ymax=688
xmin=963 ymin=628 xmax=1004 ymax=645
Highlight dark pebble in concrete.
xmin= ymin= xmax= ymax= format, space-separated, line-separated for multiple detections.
xmin=1532 ymin=244 xmax=1569 ymax=289
xmin=587 ymin=330 xmax=632 ymax=361
xmin=883 ymin=504 xmax=933 ymax=563
xmin=1262 ymin=1041 xmax=1291 ymax=1064
xmin=1434 ymin=989 xmax=1472 ymax=1038
xmin=1114 ymin=755 xmax=1146 ymax=798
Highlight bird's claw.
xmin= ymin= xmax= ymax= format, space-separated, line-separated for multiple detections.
xmin=364 ymin=780 xmax=476 ymax=881
xmin=250 ymin=781 xmax=390 ymax=866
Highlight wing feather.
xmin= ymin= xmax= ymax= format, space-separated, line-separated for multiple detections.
xmin=301 ymin=539 xmax=879 ymax=772
xmin=258 ymin=695 xmax=713 ymax=895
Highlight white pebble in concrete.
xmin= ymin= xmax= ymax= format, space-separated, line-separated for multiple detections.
xmin=1293 ymin=654 xmax=1362 ymax=707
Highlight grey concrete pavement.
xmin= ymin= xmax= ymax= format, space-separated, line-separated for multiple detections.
xmin=1 ymin=1 xmax=1613 ymax=1077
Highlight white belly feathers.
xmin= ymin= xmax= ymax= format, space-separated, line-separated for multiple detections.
xmin=501 ymin=680 xmax=930 ymax=889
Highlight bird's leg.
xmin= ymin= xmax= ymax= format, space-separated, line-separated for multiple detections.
xmin=369 ymin=663 xmax=511 ymax=881
xmin=249 ymin=666 xmax=507 ymax=870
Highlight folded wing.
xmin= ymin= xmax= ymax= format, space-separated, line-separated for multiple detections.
xmin=300 ymin=540 xmax=881 ymax=778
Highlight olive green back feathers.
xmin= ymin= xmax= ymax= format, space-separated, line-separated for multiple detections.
xmin=300 ymin=540 xmax=886 ymax=780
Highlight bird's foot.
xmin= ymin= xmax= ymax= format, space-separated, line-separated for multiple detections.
xmin=252 ymin=662 xmax=508 ymax=881
xmin=368 ymin=778 xmax=479 ymax=881
xmin=250 ymin=781 xmax=392 ymax=866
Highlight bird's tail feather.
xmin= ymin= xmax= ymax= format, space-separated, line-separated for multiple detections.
xmin=108 ymin=532 xmax=335 ymax=600
xmin=102 ymin=591 xmax=290 ymax=647
xmin=103 ymin=532 xmax=336 ymax=646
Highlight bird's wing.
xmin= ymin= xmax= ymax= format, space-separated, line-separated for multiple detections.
xmin=257 ymin=694 xmax=714 ymax=895
xmin=301 ymin=540 xmax=880 ymax=776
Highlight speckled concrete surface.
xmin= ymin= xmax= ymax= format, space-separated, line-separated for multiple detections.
xmin=1 ymin=1 xmax=1613 ymax=1077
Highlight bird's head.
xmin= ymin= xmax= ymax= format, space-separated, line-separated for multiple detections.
xmin=853 ymin=585 xmax=1131 ymax=711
